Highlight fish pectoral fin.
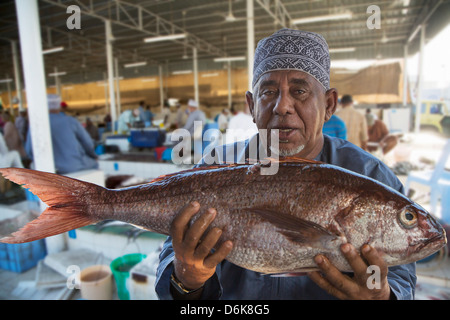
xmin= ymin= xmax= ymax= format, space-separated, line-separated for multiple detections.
xmin=245 ymin=207 xmax=337 ymax=245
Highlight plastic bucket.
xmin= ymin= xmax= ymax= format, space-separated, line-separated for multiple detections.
xmin=110 ymin=253 xmax=146 ymax=300
xmin=80 ymin=265 xmax=113 ymax=300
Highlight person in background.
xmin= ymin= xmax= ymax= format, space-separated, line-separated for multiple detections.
xmin=0 ymin=109 xmax=5 ymax=131
xmin=225 ymin=103 xmax=258 ymax=144
xmin=335 ymin=94 xmax=368 ymax=150
xmin=0 ymin=132 xmax=23 ymax=168
xmin=103 ymin=113 xmax=112 ymax=132
xmin=322 ymin=114 xmax=347 ymax=139
xmin=25 ymin=94 xmax=98 ymax=174
xmin=85 ymin=117 xmax=99 ymax=142
xmin=2 ymin=111 xmax=27 ymax=160
xmin=183 ymin=99 xmax=206 ymax=137
xmin=142 ymin=105 xmax=154 ymax=127
xmin=138 ymin=100 xmax=146 ymax=122
xmin=117 ymin=108 xmax=140 ymax=134
xmin=217 ymin=108 xmax=230 ymax=133
xmin=14 ymin=109 xmax=28 ymax=144
xmin=367 ymin=112 xmax=398 ymax=155
xmin=60 ymin=101 xmax=68 ymax=114
xmin=176 ymin=103 xmax=187 ymax=129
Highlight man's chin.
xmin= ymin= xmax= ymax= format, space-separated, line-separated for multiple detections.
xmin=270 ymin=144 xmax=305 ymax=157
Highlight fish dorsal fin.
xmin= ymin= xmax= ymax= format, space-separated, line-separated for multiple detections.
xmin=148 ymin=157 xmax=322 ymax=184
xmin=147 ymin=161 xmax=243 ymax=183
xmin=272 ymin=156 xmax=324 ymax=164
xmin=245 ymin=207 xmax=336 ymax=245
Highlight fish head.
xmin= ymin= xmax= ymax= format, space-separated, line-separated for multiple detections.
xmin=392 ymin=203 xmax=447 ymax=264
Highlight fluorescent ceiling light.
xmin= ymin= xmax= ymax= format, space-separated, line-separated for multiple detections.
xmin=329 ymin=47 xmax=356 ymax=53
xmin=214 ymin=56 xmax=246 ymax=62
xmin=141 ymin=78 xmax=156 ymax=82
xmin=0 ymin=78 xmax=13 ymax=84
xmin=124 ymin=61 xmax=147 ymax=68
xmin=171 ymin=70 xmax=192 ymax=75
xmin=201 ymin=73 xmax=219 ymax=78
xmin=48 ymin=71 xmax=67 ymax=77
xmin=292 ymin=12 xmax=352 ymax=24
xmin=144 ymin=33 xmax=186 ymax=43
xmin=42 ymin=46 xmax=64 ymax=55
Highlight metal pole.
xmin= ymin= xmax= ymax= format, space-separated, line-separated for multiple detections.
xmin=247 ymin=0 xmax=254 ymax=91
xmin=6 ymin=80 xmax=13 ymax=114
xmin=403 ymin=45 xmax=408 ymax=107
xmin=11 ymin=40 xmax=23 ymax=111
xmin=159 ymin=64 xmax=164 ymax=112
xmin=105 ymin=20 xmax=117 ymax=132
xmin=227 ymin=60 xmax=232 ymax=108
xmin=114 ymin=57 xmax=122 ymax=116
xmin=414 ymin=25 xmax=425 ymax=134
xmin=193 ymin=47 xmax=199 ymax=103
xmin=15 ymin=0 xmax=55 ymax=173
xmin=54 ymin=66 xmax=61 ymax=96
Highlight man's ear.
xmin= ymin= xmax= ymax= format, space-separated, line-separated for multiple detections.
xmin=245 ymin=91 xmax=256 ymax=123
xmin=324 ymin=88 xmax=338 ymax=122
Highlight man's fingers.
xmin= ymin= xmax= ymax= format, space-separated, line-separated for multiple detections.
xmin=170 ymin=201 xmax=200 ymax=245
xmin=312 ymin=255 xmax=356 ymax=296
xmin=340 ymin=244 xmax=369 ymax=281
xmin=184 ymin=208 xmax=217 ymax=249
xmin=194 ymin=227 xmax=222 ymax=259
xmin=308 ymin=271 xmax=347 ymax=300
xmin=204 ymin=240 xmax=233 ymax=269
xmin=361 ymin=244 xmax=388 ymax=279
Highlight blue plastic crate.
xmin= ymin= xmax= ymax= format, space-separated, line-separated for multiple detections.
xmin=0 ymin=239 xmax=47 ymax=273
xmin=130 ymin=129 xmax=161 ymax=148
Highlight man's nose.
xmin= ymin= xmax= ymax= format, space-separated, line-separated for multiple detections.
xmin=273 ymin=91 xmax=295 ymax=115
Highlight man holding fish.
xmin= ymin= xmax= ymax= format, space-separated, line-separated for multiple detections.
xmin=1 ymin=29 xmax=439 ymax=301
xmin=156 ymin=29 xmax=418 ymax=300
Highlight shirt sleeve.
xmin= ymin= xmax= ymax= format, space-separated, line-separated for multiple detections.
xmin=387 ymin=263 xmax=417 ymax=300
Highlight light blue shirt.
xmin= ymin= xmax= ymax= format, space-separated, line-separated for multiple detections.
xmin=323 ymin=114 xmax=347 ymax=139
xmin=183 ymin=109 xmax=206 ymax=136
xmin=155 ymin=135 xmax=416 ymax=300
xmin=25 ymin=112 xmax=98 ymax=174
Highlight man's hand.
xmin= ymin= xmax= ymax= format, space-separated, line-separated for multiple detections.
xmin=308 ymin=243 xmax=392 ymax=300
xmin=170 ymin=201 xmax=233 ymax=290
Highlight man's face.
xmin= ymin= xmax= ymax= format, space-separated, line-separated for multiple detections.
xmin=247 ymin=70 xmax=337 ymax=159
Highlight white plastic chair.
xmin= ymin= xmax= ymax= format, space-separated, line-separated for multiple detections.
xmin=405 ymin=139 xmax=450 ymax=214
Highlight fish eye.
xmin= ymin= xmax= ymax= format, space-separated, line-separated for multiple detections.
xmin=399 ymin=209 xmax=418 ymax=228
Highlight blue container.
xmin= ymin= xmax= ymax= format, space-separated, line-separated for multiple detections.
xmin=25 ymin=189 xmax=40 ymax=203
xmin=0 ymin=240 xmax=47 ymax=273
xmin=130 ymin=129 xmax=161 ymax=148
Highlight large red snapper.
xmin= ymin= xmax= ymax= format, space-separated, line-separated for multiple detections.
xmin=0 ymin=158 xmax=446 ymax=273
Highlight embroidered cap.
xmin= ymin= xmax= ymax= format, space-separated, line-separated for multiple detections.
xmin=252 ymin=28 xmax=330 ymax=90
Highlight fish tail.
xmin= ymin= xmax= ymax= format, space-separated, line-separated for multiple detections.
xmin=0 ymin=168 xmax=104 ymax=244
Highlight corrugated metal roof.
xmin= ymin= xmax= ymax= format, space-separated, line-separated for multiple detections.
xmin=0 ymin=0 xmax=448 ymax=85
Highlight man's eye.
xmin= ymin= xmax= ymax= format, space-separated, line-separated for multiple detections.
xmin=262 ymin=90 xmax=276 ymax=96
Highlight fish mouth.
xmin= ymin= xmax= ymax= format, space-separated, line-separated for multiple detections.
xmin=410 ymin=233 xmax=447 ymax=253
